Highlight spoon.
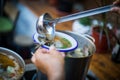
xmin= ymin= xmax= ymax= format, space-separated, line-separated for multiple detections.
xmin=36 ymin=5 xmax=113 ymax=42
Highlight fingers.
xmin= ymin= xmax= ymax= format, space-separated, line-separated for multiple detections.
xmin=32 ymin=45 xmax=65 ymax=63
xmin=111 ymin=7 xmax=120 ymax=14
xmin=49 ymin=45 xmax=65 ymax=57
xmin=111 ymin=0 xmax=120 ymax=14
xmin=37 ymin=48 xmax=49 ymax=53
xmin=31 ymin=48 xmax=49 ymax=62
xmin=113 ymin=0 xmax=120 ymax=5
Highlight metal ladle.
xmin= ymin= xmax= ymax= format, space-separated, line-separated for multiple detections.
xmin=36 ymin=5 xmax=113 ymax=42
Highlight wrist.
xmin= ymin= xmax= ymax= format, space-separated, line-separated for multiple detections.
xmin=48 ymin=72 xmax=65 ymax=80
xmin=48 ymin=70 xmax=65 ymax=80
xmin=47 ymin=65 xmax=65 ymax=80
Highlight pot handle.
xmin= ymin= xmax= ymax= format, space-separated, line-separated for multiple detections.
xmin=84 ymin=34 xmax=95 ymax=43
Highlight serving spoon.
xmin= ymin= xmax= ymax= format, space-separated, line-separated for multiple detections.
xmin=36 ymin=4 xmax=115 ymax=42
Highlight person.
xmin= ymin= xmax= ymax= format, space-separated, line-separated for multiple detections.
xmin=31 ymin=0 xmax=120 ymax=80
xmin=31 ymin=46 xmax=65 ymax=80
xmin=111 ymin=0 xmax=120 ymax=14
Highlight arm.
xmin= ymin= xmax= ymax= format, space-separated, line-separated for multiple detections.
xmin=31 ymin=46 xmax=65 ymax=80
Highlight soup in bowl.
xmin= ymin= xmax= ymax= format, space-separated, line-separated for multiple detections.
xmin=33 ymin=31 xmax=78 ymax=52
xmin=0 ymin=47 xmax=25 ymax=80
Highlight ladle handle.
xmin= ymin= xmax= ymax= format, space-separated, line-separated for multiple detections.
xmin=56 ymin=5 xmax=113 ymax=23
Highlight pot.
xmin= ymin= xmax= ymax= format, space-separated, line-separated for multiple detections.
xmin=62 ymin=31 xmax=96 ymax=80
xmin=0 ymin=47 xmax=25 ymax=80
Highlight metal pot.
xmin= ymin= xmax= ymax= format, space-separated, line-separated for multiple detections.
xmin=0 ymin=47 xmax=25 ymax=80
xmin=63 ymin=31 xmax=96 ymax=80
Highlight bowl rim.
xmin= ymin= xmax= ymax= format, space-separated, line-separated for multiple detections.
xmin=33 ymin=31 xmax=78 ymax=52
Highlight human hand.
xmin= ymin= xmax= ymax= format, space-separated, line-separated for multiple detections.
xmin=111 ymin=0 xmax=120 ymax=14
xmin=31 ymin=46 xmax=65 ymax=80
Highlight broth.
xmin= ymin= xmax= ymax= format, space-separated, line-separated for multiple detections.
xmin=45 ymin=36 xmax=72 ymax=49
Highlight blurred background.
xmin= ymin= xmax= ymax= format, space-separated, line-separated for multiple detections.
xmin=0 ymin=0 xmax=120 ymax=80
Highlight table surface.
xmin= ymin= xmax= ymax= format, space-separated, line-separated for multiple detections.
xmin=20 ymin=1 xmax=120 ymax=80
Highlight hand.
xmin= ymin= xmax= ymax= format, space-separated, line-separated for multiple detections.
xmin=31 ymin=46 xmax=65 ymax=80
xmin=111 ymin=0 xmax=120 ymax=14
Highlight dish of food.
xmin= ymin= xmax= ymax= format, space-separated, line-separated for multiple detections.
xmin=44 ymin=36 xmax=72 ymax=49
xmin=0 ymin=53 xmax=24 ymax=80
xmin=33 ymin=32 xmax=78 ymax=52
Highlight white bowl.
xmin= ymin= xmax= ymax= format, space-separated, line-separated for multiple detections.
xmin=33 ymin=31 xmax=78 ymax=52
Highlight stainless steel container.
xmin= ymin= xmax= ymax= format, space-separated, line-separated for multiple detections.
xmin=33 ymin=31 xmax=96 ymax=80
xmin=0 ymin=47 xmax=25 ymax=80
xmin=63 ymin=31 xmax=96 ymax=80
